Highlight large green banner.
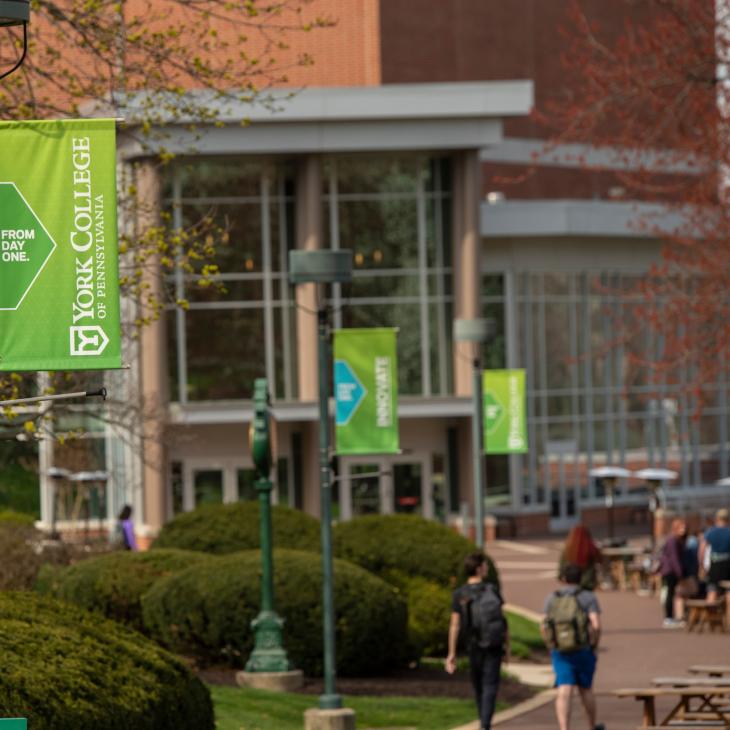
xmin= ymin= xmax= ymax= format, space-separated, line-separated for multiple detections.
xmin=334 ymin=328 xmax=399 ymax=455
xmin=0 ymin=119 xmax=121 ymax=371
xmin=483 ymin=369 xmax=528 ymax=454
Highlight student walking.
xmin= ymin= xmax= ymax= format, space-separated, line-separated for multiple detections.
xmin=701 ymin=508 xmax=730 ymax=602
xmin=542 ymin=563 xmax=605 ymax=730
xmin=445 ymin=552 xmax=509 ymax=730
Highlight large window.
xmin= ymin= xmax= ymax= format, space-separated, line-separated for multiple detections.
xmin=495 ymin=269 xmax=730 ymax=511
xmin=324 ymin=156 xmax=453 ymax=396
xmin=165 ymin=159 xmax=297 ymax=402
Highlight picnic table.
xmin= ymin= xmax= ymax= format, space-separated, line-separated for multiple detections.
xmin=689 ymin=666 xmax=730 ymax=678
xmin=653 ymin=677 xmax=730 ymax=688
xmin=614 ymin=686 xmax=730 ymax=727
xmin=601 ymin=546 xmax=650 ymax=590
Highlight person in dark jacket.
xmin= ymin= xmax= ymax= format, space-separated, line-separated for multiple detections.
xmin=659 ymin=518 xmax=686 ymax=627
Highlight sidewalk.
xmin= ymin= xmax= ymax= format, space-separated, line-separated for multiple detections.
xmin=452 ymin=537 xmax=730 ymax=729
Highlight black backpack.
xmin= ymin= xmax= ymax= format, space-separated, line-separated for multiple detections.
xmin=463 ymin=583 xmax=506 ymax=650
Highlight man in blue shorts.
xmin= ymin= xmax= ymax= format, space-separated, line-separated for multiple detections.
xmin=701 ymin=508 xmax=730 ymax=602
xmin=542 ymin=563 xmax=604 ymax=730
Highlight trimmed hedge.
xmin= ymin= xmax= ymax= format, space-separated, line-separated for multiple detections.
xmin=36 ymin=548 xmax=215 ymax=631
xmin=0 ymin=592 xmax=214 ymax=730
xmin=396 ymin=575 xmax=452 ymax=658
xmin=142 ymin=548 xmax=408 ymax=677
xmin=332 ymin=514 xmax=500 ymax=588
xmin=153 ymin=502 xmax=320 ymax=554
xmin=0 ymin=509 xmax=35 ymax=526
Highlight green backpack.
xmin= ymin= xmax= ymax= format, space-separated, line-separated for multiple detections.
xmin=545 ymin=589 xmax=590 ymax=653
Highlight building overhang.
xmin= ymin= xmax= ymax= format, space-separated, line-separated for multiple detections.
xmin=480 ymin=199 xmax=685 ymax=238
xmin=168 ymin=396 xmax=473 ymax=426
xmin=111 ymin=81 xmax=533 ymax=157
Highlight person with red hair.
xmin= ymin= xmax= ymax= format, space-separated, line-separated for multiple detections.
xmin=559 ymin=525 xmax=602 ymax=590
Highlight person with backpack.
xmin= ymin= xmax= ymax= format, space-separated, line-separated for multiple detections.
xmin=445 ymin=552 xmax=509 ymax=730
xmin=542 ymin=563 xmax=604 ymax=730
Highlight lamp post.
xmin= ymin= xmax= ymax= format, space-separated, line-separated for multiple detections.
xmin=588 ymin=466 xmax=631 ymax=545
xmin=289 ymin=249 xmax=352 ymax=710
xmin=634 ymin=468 xmax=678 ymax=551
xmin=244 ymin=378 xmax=294 ymax=675
xmin=454 ymin=317 xmax=496 ymax=549
xmin=0 ymin=0 xmax=30 ymax=81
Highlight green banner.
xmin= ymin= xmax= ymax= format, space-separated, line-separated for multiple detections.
xmin=334 ymin=328 xmax=399 ymax=455
xmin=0 ymin=119 xmax=121 ymax=371
xmin=0 ymin=721 xmax=27 ymax=729
xmin=483 ymin=369 xmax=528 ymax=454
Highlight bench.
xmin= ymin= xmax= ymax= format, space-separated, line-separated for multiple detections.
xmin=615 ymin=686 xmax=730 ymax=728
xmin=686 ymin=599 xmax=727 ymax=633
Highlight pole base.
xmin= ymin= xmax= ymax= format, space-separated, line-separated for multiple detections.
xmin=236 ymin=669 xmax=303 ymax=692
xmin=304 ymin=707 xmax=356 ymax=730
xmin=245 ymin=610 xmax=292 ymax=673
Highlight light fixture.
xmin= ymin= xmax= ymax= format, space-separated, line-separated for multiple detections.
xmin=0 ymin=0 xmax=30 ymax=81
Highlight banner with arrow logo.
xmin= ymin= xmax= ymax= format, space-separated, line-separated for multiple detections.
xmin=0 ymin=119 xmax=121 ymax=371
xmin=483 ymin=369 xmax=528 ymax=454
xmin=334 ymin=328 xmax=399 ymax=455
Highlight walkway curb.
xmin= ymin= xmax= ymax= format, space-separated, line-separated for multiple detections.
xmin=503 ymin=602 xmax=543 ymax=624
xmin=448 ymin=689 xmax=557 ymax=730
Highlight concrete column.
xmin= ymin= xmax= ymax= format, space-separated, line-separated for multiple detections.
xmin=295 ymin=155 xmax=323 ymax=402
xmin=451 ymin=150 xmax=481 ymax=397
xmin=136 ymin=160 xmax=169 ymax=536
xmin=301 ymin=421 xmax=321 ymax=517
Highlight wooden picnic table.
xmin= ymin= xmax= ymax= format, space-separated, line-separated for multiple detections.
xmin=614 ymin=686 xmax=730 ymax=727
xmin=653 ymin=677 xmax=730 ymax=688
xmin=601 ymin=546 xmax=650 ymax=590
xmin=689 ymin=666 xmax=730 ymax=678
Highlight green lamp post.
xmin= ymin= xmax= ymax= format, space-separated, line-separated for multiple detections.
xmin=289 ymin=249 xmax=352 ymax=711
xmin=245 ymin=378 xmax=292 ymax=673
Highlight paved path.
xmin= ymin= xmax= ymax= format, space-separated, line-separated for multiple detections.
xmin=464 ymin=537 xmax=730 ymax=729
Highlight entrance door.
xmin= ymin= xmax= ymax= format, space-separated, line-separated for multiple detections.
xmin=339 ymin=454 xmax=431 ymax=520
xmin=547 ymin=440 xmax=580 ymax=532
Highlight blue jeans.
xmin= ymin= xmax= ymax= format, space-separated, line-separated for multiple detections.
xmin=468 ymin=646 xmax=502 ymax=729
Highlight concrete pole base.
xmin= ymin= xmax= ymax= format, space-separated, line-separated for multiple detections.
xmin=235 ymin=669 xmax=304 ymax=692
xmin=303 ymin=707 xmax=356 ymax=730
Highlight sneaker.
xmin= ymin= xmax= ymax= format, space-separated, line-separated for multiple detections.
xmin=594 ymin=724 xmax=606 ymax=730
xmin=662 ymin=618 xmax=682 ymax=629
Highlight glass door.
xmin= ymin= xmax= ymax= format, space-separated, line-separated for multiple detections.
xmin=350 ymin=463 xmax=381 ymax=516
xmin=393 ymin=463 xmax=422 ymax=514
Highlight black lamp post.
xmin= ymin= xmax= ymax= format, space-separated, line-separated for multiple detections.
xmin=0 ymin=0 xmax=29 ymax=81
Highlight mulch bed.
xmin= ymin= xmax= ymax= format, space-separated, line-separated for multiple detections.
xmin=198 ymin=664 xmax=535 ymax=705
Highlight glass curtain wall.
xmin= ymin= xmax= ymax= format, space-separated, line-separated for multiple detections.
xmin=164 ymin=159 xmax=297 ymax=402
xmin=323 ymin=155 xmax=453 ymax=396
xmin=489 ymin=269 xmax=730 ymax=516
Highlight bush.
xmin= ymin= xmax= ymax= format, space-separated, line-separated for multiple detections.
xmin=142 ymin=548 xmax=408 ymax=677
xmin=0 ymin=592 xmax=214 ymax=730
xmin=393 ymin=575 xmax=451 ymax=658
xmin=36 ymin=548 xmax=215 ymax=631
xmin=153 ymin=502 xmax=320 ymax=554
xmin=332 ymin=514 xmax=500 ymax=588
xmin=0 ymin=509 xmax=36 ymax=526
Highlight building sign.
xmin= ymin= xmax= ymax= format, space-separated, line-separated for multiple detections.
xmin=483 ymin=369 xmax=528 ymax=454
xmin=0 ymin=119 xmax=121 ymax=371
xmin=0 ymin=721 xmax=27 ymax=729
xmin=334 ymin=328 xmax=399 ymax=455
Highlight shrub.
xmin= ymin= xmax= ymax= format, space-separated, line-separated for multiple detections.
xmin=142 ymin=548 xmax=408 ymax=677
xmin=0 ymin=509 xmax=36 ymax=526
xmin=395 ymin=575 xmax=452 ymax=658
xmin=0 ymin=592 xmax=214 ymax=730
xmin=36 ymin=548 xmax=215 ymax=632
xmin=332 ymin=514 xmax=500 ymax=588
xmin=153 ymin=501 xmax=320 ymax=554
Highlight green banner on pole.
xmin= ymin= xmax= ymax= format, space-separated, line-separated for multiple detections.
xmin=0 ymin=119 xmax=121 ymax=371
xmin=334 ymin=328 xmax=399 ymax=455
xmin=483 ymin=369 xmax=528 ymax=454
xmin=0 ymin=721 xmax=27 ymax=729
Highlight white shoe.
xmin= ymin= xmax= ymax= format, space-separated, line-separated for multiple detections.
xmin=662 ymin=618 xmax=682 ymax=629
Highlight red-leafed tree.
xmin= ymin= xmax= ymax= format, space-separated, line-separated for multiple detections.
xmin=541 ymin=0 xmax=728 ymax=407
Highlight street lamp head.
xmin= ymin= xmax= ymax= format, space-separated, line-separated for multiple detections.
xmin=289 ymin=250 xmax=352 ymax=285
xmin=0 ymin=0 xmax=29 ymax=26
xmin=453 ymin=318 xmax=496 ymax=343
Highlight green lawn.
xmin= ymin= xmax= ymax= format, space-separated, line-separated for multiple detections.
xmin=211 ymin=685 xmax=482 ymax=730
xmin=505 ymin=610 xmax=545 ymax=659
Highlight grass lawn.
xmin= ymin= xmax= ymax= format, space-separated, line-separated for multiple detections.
xmin=210 ymin=685 xmax=486 ymax=730
xmin=505 ymin=610 xmax=545 ymax=659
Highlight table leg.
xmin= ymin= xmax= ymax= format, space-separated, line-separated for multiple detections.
xmin=640 ymin=697 xmax=656 ymax=727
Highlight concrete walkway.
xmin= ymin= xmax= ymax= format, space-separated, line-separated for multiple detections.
xmin=452 ymin=536 xmax=730 ymax=729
